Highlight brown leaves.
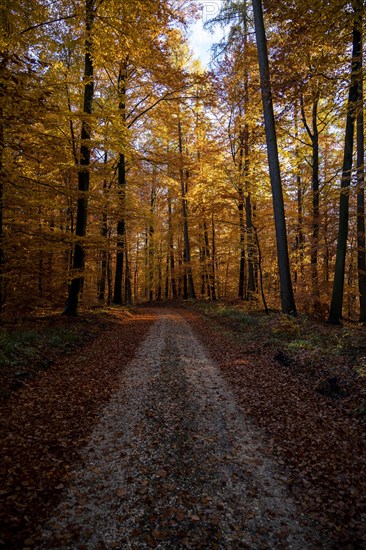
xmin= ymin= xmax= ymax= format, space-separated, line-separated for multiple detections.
xmin=185 ymin=307 xmax=366 ymax=548
xmin=0 ymin=309 xmax=155 ymax=549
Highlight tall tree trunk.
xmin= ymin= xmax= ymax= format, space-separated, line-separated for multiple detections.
xmin=253 ymin=225 xmax=269 ymax=314
xmin=113 ymin=62 xmax=127 ymax=304
xmin=294 ymin=102 xmax=304 ymax=285
xmin=245 ymin=192 xmax=256 ymax=296
xmin=300 ymin=94 xmax=320 ymax=303
xmin=238 ymin=191 xmax=246 ymax=299
xmin=311 ymin=99 xmax=320 ymax=302
xmin=355 ymin=1 xmax=366 ymax=322
xmin=98 ymin=152 xmax=109 ymax=303
xmin=148 ymin=185 xmax=156 ymax=301
xmin=125 ymin=245 xmax=132 ymax=304
xmin=157 ymin=241 xmax=162 ymax=301
xmin=329 ymin=7 xmax=360 ymax=324
xmin=211 ymin=213 xmax=217 ymax=300
xmin=203 ymin=218 xmax=212 ymax=298
xmin=63 ymin=0 xmax=95 ymax=316
xmin=167 ymin=191 xmax=177 ymax=299
xmin=178 ymin=118 xmax=196 ymax=299
xmin=0 ymin=61 xmax=5 ymax=310
xmin=251 ymin=0 xmax=296 ymax=315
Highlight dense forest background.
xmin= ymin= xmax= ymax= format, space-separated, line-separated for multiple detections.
xmin=0 ymin=0 xmax=365 ymax=322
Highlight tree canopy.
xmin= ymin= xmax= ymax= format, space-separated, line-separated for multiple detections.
xmin=0 ymin=0 xmax=364 ymax=321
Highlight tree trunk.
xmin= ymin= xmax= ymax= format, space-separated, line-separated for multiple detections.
xmin=63 ymin=0 xmax=95 ymax=316
xmin=211 ymin=213 xmax=217 ymax=300
xmin=310 ymin=99 xmax=320 ymax=302
xmin=245 ymin=192 xmax=256 ymax=297
xmin=355 ymin=1 xmax=366 ymax=322
xmin=167 ymin=191 xmax=177 ymax=299
xmin=178 ymin=118 xmax=196 ymax=299
xmin=0 ymin=61 xmax=5 ymax=310
xmin=113 ymin=62 xmax=127 ymax=305
xmin=98 ymin=152 xmax=109 ymax=303
xmin=148 ymin=185 xmax=156 ymax=301
xmin=238 ymin=193 xmax=246 ymax=299
xmin=300 ymin=94 xmax=320 ymax=303
xmin=125 ymin=245 xmax=132 ymax=304
xmin=329 ymin=7 xmax=360 ymax=324
xmin=251 ymin=0 xmax=296 ymax=315
xmin=294 ymin=103 xmax=305 ymax=284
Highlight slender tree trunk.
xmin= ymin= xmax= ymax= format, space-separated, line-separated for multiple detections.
xmin=167 ymin=191 xmax=177 ymax=299
xmin=0 ymin=62 xmax=5 ymax=310
xmin=211 ymin=213 xmax=217 ymax=300
xmin=98 ymin=152 xmax=109 ymax=302
xmin=203 ymin=218 xmax=212 ymax=299
xmin=254 ymin=225 xmax=269 ymax=314
xmin=242 ymin=108 xmax=255 ymax=297
xmin=113 ymin=62 xmax=127 ymax=305
xmin=310 ymin=99 xmax=320 ymax=302
xmin=251 ymin=0 xmax=296 ymax=315
xmin=148 ymin=185 xmax=156 ymax=301
xmin=125 ymin=245 xmax=132 ymax=304
xmin=301 ymin=95 xmax=320 ymax=302
xmin=329 ymin=8 xmax=360 ymax=324
xmin=238 ymin=193 xmax=246 ymax=299
xmin=157 ymin=241 xmax=162 ymax=301
xmin=245 ymin=192 xmax=256 ymax=296
xmin=178 ymin=118 xmax=196 ymax=299
xmin=63 ymin=0 xmax=95 ymax=316
xmin=354 ymin=1 xmax=366 ymax=322
xmin=134 ymin=238 xmax=140 ymax=303
xmin=294 ymin=103 xmax=304 ymax=284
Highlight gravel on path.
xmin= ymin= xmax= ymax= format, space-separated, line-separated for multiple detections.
xmin=40 ymin=310 xmax=316 ymax=549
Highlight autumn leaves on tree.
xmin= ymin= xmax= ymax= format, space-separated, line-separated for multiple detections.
xmin=0 ymin=0 xmax=364 ymax=321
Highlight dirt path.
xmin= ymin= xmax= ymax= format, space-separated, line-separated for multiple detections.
xmin=40 ymin=309 xmax=315 ymax=549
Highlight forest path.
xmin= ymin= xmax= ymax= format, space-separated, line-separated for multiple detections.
xmin=40 ymin=309 xmax=313 ymax=549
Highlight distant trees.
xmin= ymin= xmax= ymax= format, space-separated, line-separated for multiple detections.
xmin=0 ymin=0 xmax=364 ymax=323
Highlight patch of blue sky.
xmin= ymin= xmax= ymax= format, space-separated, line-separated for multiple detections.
xmin=188 ymin=1 xmax=225 ymax=68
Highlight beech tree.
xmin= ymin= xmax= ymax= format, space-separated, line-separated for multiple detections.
xmin=1 ymin=0 xmax=365 ymax=320
xmin=329 ymin=1 xmax=362 ymax=324
xmin=251 ymin=0 xmax=296 ymax=315
xmin=63 ymin=0 xmax=95 ymax=315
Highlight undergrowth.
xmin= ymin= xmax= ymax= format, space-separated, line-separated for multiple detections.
xmin=190 ymin=300 xmax=366 ymax=420
xmin=0 ymin=308 xmax=123 ymax=399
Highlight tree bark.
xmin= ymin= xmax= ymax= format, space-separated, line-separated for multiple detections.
xmin=178 ymin=118 xmax=196 ymax=299
xmin=63 ymin=0 xmax=95 ymax=316
xmin=98 ymin=152 xmax=109 ymax=303
xmin=113 ymin=62 xmax=127 ymax=305
xmin=167 ymin=191 xmax=177 ymax=299
xmin=328 ymin=6 xmax=360 ymax=324
xmin=354 ymin=1 xmax=366 ymax=322
xmin=0 ymin=61 xmax=5 ymax=310
xmin=211 ymin=213 xmax=217 ymax=300
xmin=251 ymin=0 xmax=296 ymax=315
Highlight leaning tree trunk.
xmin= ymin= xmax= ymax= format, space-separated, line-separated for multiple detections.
xmin=328 ymin=5 xmax=360 ymax=324
xmin=251 ymin=0 xmax=296 ymax=315
xmin=63 ymin=0 xmax=95 ymax=316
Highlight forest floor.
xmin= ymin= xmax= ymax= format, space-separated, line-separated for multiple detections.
xmin=0 ymin=304 xmax=365 ymax=549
